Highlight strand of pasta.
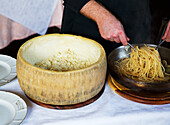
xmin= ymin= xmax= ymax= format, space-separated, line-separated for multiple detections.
xmin=115 ymin=45 xmax=169 ymax=82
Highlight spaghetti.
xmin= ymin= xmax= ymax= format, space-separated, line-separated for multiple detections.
xmin=115 ymin=45 xmax=170 ymax=82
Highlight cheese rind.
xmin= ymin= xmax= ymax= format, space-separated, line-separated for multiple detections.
xmin=17 ymin=34 xmax=107 ymax=105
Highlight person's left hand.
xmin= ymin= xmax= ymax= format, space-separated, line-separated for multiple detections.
xmin=162 ymin=20 xmax=170 ymax=42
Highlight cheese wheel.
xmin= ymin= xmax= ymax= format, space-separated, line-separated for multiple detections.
xmin=17 ymin=34 xmax=107 ymax=105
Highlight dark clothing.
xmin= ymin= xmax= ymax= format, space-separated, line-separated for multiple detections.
xmin=61 ymin=0 xmax=151 ymax=55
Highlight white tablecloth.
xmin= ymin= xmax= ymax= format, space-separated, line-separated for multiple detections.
xmin=0 ymin=78 xmax=170 ymax=125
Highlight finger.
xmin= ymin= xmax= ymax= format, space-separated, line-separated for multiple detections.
xmin=166 ymin=38 xmax=170 ymax=42
xmin=162 ymin=26 xmax=169 ymax=39
xmin=162 ymin=21 xmax=170 ymax=39
xmin=108 ymin=33 xmax=119 ymax=42
xmin=119 ymin=31 xmax=128 ymax=46
xmin=113 ymin=37 xmax=121 ymax=43
xmin=165 ymin=29 xmax=170 ymax=42
xmin=127 ymin=37 xmax=130 ymax=41
xmin=108 ymin=35 xmax=115 ymax=42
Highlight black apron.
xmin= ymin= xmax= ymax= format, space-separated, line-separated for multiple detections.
xmin=61 ymin=0 xmax=151 ymax=55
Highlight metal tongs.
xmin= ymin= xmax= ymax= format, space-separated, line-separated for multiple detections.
xmin=157 ymin=39 xmax=166 ymax=49
xmin=156 ymin=21 xmax=168 ymax=50
xmin=127 ymin=42 xmax=137 ymax=51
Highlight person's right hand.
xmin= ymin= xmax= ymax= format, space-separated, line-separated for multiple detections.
xmin=80 ymin=0 xmax=129 ymax=46
xmin=96 ymin=13 xmax=129 ymax=46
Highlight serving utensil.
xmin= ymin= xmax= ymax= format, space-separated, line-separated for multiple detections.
xmin=127 ymin=42 xmax=137 ymax=51
xmin=158 ymin=39 xmax=166 ymax=47
xmin=155 ymin=39 xmax=166 ymax=51
xmin=155 ymin=22 xmax=168 ymax=50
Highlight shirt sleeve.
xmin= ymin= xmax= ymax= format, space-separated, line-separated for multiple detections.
xmin=63 ymin=0 xmax=90 ymax=13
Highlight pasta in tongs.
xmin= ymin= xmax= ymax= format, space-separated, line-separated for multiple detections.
xmin=115 ymin=45 xmax=169 ymax=82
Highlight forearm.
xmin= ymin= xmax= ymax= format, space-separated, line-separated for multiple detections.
xmin=80 ymin=0 xmax=118 ymax=25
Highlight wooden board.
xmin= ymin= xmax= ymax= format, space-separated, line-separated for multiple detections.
xmin=108 ymin=75 xmax=170 ymax=105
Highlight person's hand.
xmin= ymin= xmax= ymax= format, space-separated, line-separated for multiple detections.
xmin=80 ymin=0 xmax=129 ymax=46
xmin=162 ymin=20 xmax=170 ymax=42
xmin=96 ymin=14 xmax=129 ymax=46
